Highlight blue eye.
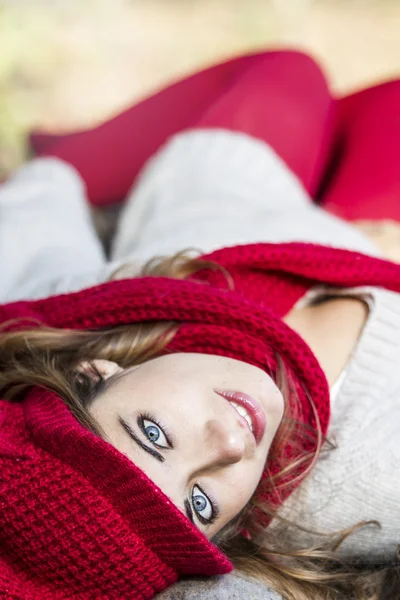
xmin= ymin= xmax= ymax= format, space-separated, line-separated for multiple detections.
xmin=142 ymin=418 xmax=169 ymax=449
xmin=191 ymin=485 xmax=214 ymax=523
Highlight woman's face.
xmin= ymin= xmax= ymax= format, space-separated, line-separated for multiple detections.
xmin=88 ymin=353 xmax=284 ymax=539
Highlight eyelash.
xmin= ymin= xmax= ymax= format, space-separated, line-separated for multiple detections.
xmin=192 ymin=484 xmax=219 ymax=526
xmin=138 ymin=411 xmax=173 ymax=448
xmin=138 ymin=412 xmax=218 ymax=526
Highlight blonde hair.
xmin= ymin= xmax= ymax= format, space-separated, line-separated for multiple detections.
xmin=0 ymin=252 xmax=397 ymax=600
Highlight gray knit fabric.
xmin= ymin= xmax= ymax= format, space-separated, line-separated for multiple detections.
xmin=0 ymin=158 xmax=109 ymax=303
xmin=155 ymin=573 xmax=282 ymax=600
xmin=112 ymin=129 xmax=380 ymax=263
xmin=0 ymin=130 xmax=380 ymax=302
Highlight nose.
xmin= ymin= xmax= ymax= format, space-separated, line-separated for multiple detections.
xmin=203 ymin=418 xmax=247 ymax=467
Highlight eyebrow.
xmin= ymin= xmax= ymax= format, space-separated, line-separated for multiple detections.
xmin=118 ymin=416 xmax=165 ymax=463
xmin=118 ymin=416 xmax=195 ymax=525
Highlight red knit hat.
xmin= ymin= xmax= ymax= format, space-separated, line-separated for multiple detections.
xmin=0 ymin=390 xmax=231 ymax=599
xmin=3 ymin=242 xmax=400 ymax=599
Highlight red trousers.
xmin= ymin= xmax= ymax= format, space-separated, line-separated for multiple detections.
xmin=31 ymin=50 xmax=400 ymax=220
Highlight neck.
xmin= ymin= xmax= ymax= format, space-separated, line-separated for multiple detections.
xmin=283 ymin=295 xmax=369 ymax=388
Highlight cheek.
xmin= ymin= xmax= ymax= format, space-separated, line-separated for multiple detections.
xmin=218 ymin=463 xmax=264 ymax=523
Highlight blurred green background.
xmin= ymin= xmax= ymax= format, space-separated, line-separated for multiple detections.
xmin=1 ymin=0 xmax=399 ymax=176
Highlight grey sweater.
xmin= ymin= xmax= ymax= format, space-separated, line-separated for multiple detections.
xmin=155 ymin=574 xmax=281 ymax=600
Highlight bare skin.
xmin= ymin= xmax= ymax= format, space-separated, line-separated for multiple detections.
xmin=87 ymin=354 xmax=284 ymax=539
xmin=353 ymin=219 xmax=400 ymax=264
xmin=284 ymin=295 xmax=368 ymax=387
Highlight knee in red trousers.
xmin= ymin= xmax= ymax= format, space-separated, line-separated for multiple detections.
xmin=31 ymin=50 xmax=334 ymax=205
xmin=321 ymin=79 xmax=400 ymax=221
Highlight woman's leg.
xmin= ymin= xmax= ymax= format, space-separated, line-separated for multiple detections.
xmin=0 ymin=159 xmax=106 ymax=303
xmin=194 ymin=51 xmax=335 ymax=197
xmin=31 ymin=51 xmax=334 ymax=205
xmin=321 ymin=80 xmax=400 ymax=220
xmin=111 ymin=54 xmax=375 ymax=265
xmin=30 ymin=53 xmax=264 ymax=206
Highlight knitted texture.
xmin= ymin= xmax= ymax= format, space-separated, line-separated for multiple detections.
xmin=0 ymin=391 xmax=231 ymax=600
xmin=3 ymin=242 xmax=400 ymax=598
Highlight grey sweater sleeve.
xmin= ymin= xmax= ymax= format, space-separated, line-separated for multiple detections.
xmin=112 ymin=129 xmax=381 ymax=264
xmin=0 ymin=158 xmax=108 ymax=302
xmin=155 ymin=573 xmax=282 ymax=600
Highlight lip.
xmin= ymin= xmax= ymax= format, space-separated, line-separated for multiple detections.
xmin=214 ymin=389 xmax=266 ymax=445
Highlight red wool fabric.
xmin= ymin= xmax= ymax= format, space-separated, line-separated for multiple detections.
xmin=30 ymin=50 xmax=335 ymax=205
xmin=29 ymin=51 xmax=400 ymax=222
xmin=3 ymin=242 xmax=400 ymax=599
xmin=322 ymin=80 xmax=400 ymax=220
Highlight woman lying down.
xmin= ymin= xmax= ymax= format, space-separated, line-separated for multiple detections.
xmin=1 ymin=51 xmax=400 ymax=600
